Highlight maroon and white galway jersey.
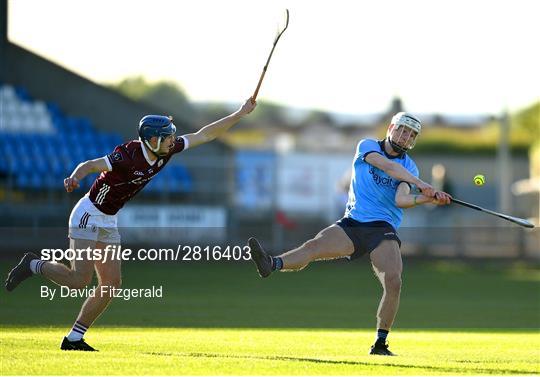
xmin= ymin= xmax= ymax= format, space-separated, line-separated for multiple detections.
xmin=88 ymin=136 xmax=188 ymax=215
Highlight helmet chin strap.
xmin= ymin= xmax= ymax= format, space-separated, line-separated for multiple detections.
xmin=144 ymin=138 xmax=164 ymax=157
xmin=387 ymin=137 xmax=407 ymax=155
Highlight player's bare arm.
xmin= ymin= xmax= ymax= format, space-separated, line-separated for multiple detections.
xmin=365 ymin=153 xmax=435 ymax=197
xmin=182 ymin=98 xmax=256 ymax=148
xmin=64 ymin=157 xmax=110 ymax=193
xmin=395 ymin=182 xmax=452 ymax=208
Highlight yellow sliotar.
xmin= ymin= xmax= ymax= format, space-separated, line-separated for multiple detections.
xmin=473 ymin=174 xmax=485 ymax=186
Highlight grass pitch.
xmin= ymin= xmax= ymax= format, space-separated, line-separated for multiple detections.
xmin=1 ymin=260 xmax=539 ymax=375
xmin=1 ymin=328 xmax=539 ymax=375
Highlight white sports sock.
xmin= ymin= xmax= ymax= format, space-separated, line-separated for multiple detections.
xmin=66 ymin=321 xmax=88 ymax=342
xmin=29 ymin=259 xmax=46 ymax=275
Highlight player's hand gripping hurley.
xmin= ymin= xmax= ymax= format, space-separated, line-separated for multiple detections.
xmin=252 ymin=9 xmax=289 ymax=103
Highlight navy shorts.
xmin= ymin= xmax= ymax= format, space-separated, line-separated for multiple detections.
xmin=336 ymin=217 xmax=401 ymax=260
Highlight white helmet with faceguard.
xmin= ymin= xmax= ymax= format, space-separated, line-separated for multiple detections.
xmin=386 ymin=112 xmax=422 ymax=154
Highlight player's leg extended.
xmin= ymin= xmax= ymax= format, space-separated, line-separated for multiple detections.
xmin=75 ymin=241 xmax=122 ymax=327
xmin=370 ymin=239 xmax=402 ymax=330
xmin=5 ymin=238 xmax=95 ymax=292
xmin=281 ymin=225 xmax=354 ymax=270
xmin=41 ymin=238 xmax=96 ymax=288
xmin=249 ymin=224 xmax=354 ymax=277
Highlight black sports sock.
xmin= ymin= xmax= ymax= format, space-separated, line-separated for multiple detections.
xmin=271 ymin=257 xmax=283 ymax=271
xmin=376 ymin=328 xmax=389 ymax=343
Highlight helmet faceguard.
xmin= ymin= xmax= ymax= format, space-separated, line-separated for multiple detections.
xmin=138 ymin=115 xmax=176 ymax=155
xmin=386 ymin=112 xmax=421 ymax=154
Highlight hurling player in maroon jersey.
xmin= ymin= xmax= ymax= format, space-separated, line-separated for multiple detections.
xmin=5 ymin=97 xmax=256 ymax=351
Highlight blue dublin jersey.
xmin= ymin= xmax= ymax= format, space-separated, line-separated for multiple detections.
xmin=344 ymin=139 xmax=419 ymax=230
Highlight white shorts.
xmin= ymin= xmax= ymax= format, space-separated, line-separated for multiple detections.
xmin=68 ymin=195 xmax=121 ymax=244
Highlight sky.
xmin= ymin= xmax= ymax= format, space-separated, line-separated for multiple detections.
xmin=7 ymin=0 xmax=540 ymax=116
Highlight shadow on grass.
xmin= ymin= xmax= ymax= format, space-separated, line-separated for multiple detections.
xmin=144 ymin=351 xmax=536 ymax=375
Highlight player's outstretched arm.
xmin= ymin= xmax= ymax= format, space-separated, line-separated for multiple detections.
xmin=395 ymin=182 xmax=452 ymax=208
xmin=365 ymin=153 xmax=435 ymax=197
xmin=182 ymin=98 xmax=256 ymax=149
xmin=64 ymin=157 xmax=110 ymax=193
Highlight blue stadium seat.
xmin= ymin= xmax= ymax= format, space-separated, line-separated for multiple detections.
xmin=81 ymin=173 xmax=97 ymax=190
xmin=29 ymin=172 xmax=43 ymax=189
xmin=16 ymin=172 xmax=43 ymax=190
xmin=19 ymin=155 xmax=33 ymax=175
xmin=172 ymin=165 xmax=193 ymax=192
xmin=147 ymin=165 xmax=193 ymax=194
xmin=0 ymin=159 xmax=7 ymax=175
xmin=16 ymin=173 xmax=30 ymax=189
xmin=52 ymin=116 xmax=68 ymax=134
xmin=46 ymin=102 xmax=63 ymax=119
xmin=43 ymin=174 xmax=60 ymax=190
xmin=76 ymin=117 xmax=93 ymax=132
xmin=85 ymin=144 xmax=100 ymax=160
xmin=78 ymin=132 xmax=95 ymax=148
xmin=34 ymin=154 xmax=49 ymax=174
xmin=32 ymin=134 xmax=48 ymax=150
xmin=0 ymin=137 xmax=8 ymax=174
xmin=105 ymin=133 xmax=123 ymax=147
xmin=48 ymin=156 xmax=64 ymax=176
xmin=0 ymin=154 xmax=7 ymax=175
xmin=4 ymin=86 xmax=166 ymax=194
xmin=4 ymin=153 xmax=17 ymax=175
xmin=14 ymin=86 xmax=32 ymax=102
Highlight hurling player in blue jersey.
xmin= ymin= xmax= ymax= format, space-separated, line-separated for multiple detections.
xmin=249 ymin=112 xmax=452 ymax=356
